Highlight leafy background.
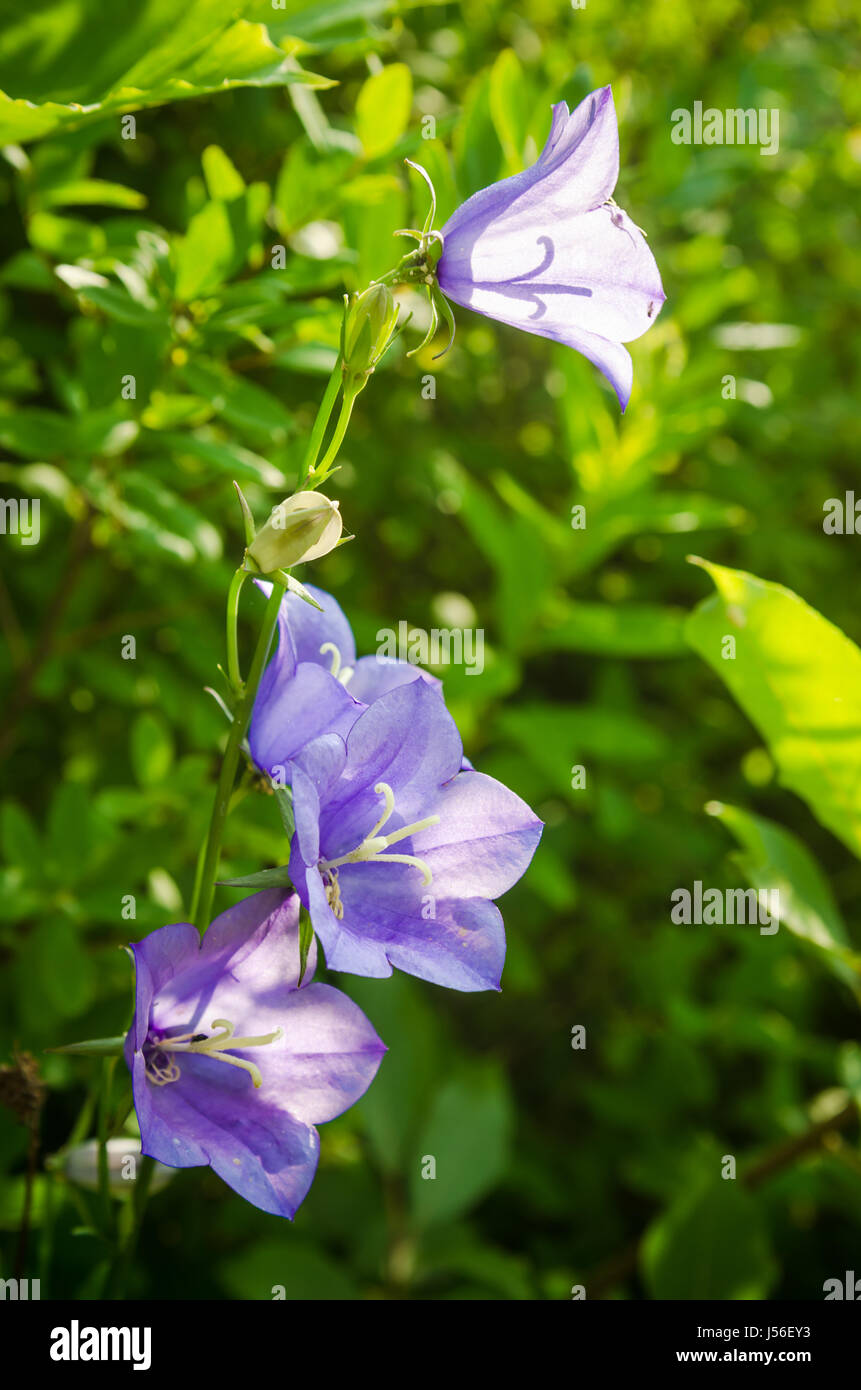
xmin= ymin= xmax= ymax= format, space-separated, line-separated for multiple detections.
xmin=1 ymin=0 xmax=860 ymax=1300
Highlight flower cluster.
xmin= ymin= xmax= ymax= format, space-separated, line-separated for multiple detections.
xmin=120 ymin=88 xmax=657 ymax=1219
xmin=127 ymin=583 xmax=541 ymax=1215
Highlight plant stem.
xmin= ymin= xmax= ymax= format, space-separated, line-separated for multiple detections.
xmin=301 ymin=358 xmax=342 ymax=481
xmin=309 ymin=389 xmax=357 ymax=486
xmin=226 ymin=568 xmax=247 ymax=693
xmin=97 ymin=1058 xmax=116 ymax=1238
xmin=110 ymin=1155 xmax=155 ymax=1300
xmin=191 ymin=580 xmax=286 ymax=931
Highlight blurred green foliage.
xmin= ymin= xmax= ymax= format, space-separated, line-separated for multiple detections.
xmin=1 ymin=0 xmax=860 ymax=1300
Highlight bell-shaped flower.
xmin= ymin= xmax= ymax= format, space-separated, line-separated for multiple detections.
xmin=436 ymin=85 xmax=664 ymax=410
xmin=286 ymin=679 xmax=543 ymax=991
xmin=125 ymin=889 xmax=385 ymax=1218
xmin=249 ymin=581 xmax=440 ymax=779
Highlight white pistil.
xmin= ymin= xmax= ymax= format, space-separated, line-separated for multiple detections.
xmin=319 ymin=781 xmax=440 ymax=887
xmin=319 ymin=642 xmax=355 ymax=687
xmin=146 ymin=1018 xmax=282 ymax=1089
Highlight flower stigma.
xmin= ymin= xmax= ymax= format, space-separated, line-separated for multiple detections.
xmin=319 ymin=642 xmax=354 ymax=686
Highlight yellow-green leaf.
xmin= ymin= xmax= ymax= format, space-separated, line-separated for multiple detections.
xmin=686 ymin=559 xmax=861 ymax=858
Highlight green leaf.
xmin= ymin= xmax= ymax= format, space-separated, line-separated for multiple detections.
xmin=217 ymin=866 xmax=292 ymax=890
xmin=558 ymin=489 xmax=748 ymax=578
xmin=686 ymin=559 xmax=861 ymax=858
xmin=175 ymin=201 xmax=236 ymax=300
xmin=641 ymin=1177 xmax=777 ymax=1299
xmin=706 ymin=801 xmax=860 ymax=989
xmin=0 ymin=406 xmax=74 ymax=459
xmin=278 ymin=573 xmax=324 ymax=611
xmin=153 ymin=432 xmax=285 ymax=488
xmin=110 ymin=473 xmax=222 ymax=563
xmin=71 ymin=280 xmax=170 ymax=330
xmin=536 ymin=602 xmax=689 ymax=658
xmin=140 ymin=393 xmax=214 ymax=431
xmin=273 ymin=787 xmax=295 ymax=840
xmin=488 ymin=49 xmax=529 ymax=173
xmin=201 ymin=145 xmax=246 ymax=201
xmin=46 ymin=783 xmax=92 ymax=884
xmin=297 ymin=908 xmax=314 ymax=986
xmin=39 ymin=179 xmax=146 ymax=210
xmin=29 ymin=210 xmax=105 ymax=258
xmin=0 ymin=4 xmax=332 ymax=146
xmin=21 ymin=920 xmax=96 ymax=1021
xmin=130 ymin=712 xmax=174 ymax=787
xmin=347 ymin=973 xmax=440 ymax=1173
xmin=355 ymin=63 xmax=412 ymax=158
xmin=497 ymin=702 xmax=668 ymax=798
xmin=409 ymin=1064 xmax=512 ymax=1228
xmin=0 ymin=801 xmax=42 ymax=878
xmin=50 ymin=1036 xmax=126 ymax=1057
xmin=179 ymin=359 xmax=292 ymax=444
xmin=220 ymin=1237 xmax=358 ymax=1301
xmin=274 ymin=138 xmax=355 ymax=236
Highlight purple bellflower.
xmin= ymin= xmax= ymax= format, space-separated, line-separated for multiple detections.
xmin=249 ymin=581 xmax=440 ymax=779
xmin=286 ymin=678 xmax=542 ymax=991
xmin=436 ymin=85 xmax=664 ymax=410
xmin=125 ymin=888 xmax=385 ymax=1218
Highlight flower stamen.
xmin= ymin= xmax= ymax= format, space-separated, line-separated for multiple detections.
xmin=319 ymin=781 xmax=440 ymax=888
xmin=146 ymin=1018 xmax=282 ymax=1089
xmin=324 ymin=867 xmax=344 ymax=919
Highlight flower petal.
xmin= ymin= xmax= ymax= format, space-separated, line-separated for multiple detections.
xmin=249 ymin=660 xmax=362 ymax=777
xmin=301 ymin=862 xmax=394 ymax=978
xmin=318 ymin=680 xmax=463 ymax=861
xmin=414 ymin=769 xmax=544 ymax=898
xmin=289 ymin=736 xmax=349 ymax=869
xmin=384 ymin=897 xmax=506 ymax=992
xmin=347 ymin=654 xmax=442 ymax=705
xmin=254 ymin=579 xmax=356 ymax=673
xmin=148 ymin=891 xmax=317 ymax=1034
xmin=139 ymin=1055 xmax=320 ymax=1218
xmin=259 ymin=980 xmax=386 ymax=1124
xmin=440 ymin=203 xmax=663 ymax=345
xmin=331 ymin=862 xmax=506 ymax=990
xmin=128 ymin=922 xmax=200 ymax=1050
xmin=440 ymin=87 xmax=618 ymax=248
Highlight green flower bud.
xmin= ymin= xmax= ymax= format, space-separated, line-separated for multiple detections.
xmin=341 ymin=283 xmax=399 ymax=388
xmin=63 ymin=1139 xmax=173 ymax=1196
xmin=244 ymin=491 xmax=343 ymax=575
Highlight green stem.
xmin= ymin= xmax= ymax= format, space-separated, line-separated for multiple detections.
xmin=110 ymin=1155 xmax=155 ymax=1300
xmin=97 ymin=1058 xmax=116 ymax=1238
xmin=191 ymin=580 xmax=286 ymax=931
xmin=226 ymin=568 xmax=247 ymax=694
xmin=302 ymin=358 xmax=342 ymax=481
xmin=309 ymin=389 xmax=358 ymax=486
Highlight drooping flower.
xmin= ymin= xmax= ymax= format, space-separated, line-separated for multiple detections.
xmin=435 ymin=85 xmax=665 ymax=410
xmin=125 ymin=888 xmax=385 ymax=1218
xmin=249 ymin=581 xmax=440 ymax=779
xmin=286 ymin=679 xmax=542 ymax=991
